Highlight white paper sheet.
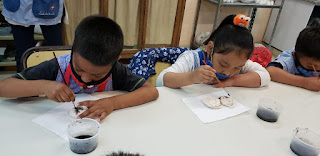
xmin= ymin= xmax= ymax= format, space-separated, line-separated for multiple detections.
xmin=32 ymin=94 xmax=99 ymax=140
xmin=182 ymin=91 xmax=250 ymax=124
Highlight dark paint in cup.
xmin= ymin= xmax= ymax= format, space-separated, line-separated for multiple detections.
xmin=67 ymin=118 xmax=100 ymax=154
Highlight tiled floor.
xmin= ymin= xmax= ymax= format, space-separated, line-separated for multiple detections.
xmin=260 ymin=42 xmax=282 ymax=60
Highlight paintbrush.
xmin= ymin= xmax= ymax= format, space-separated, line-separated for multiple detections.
xmin=312 ymin=65 xmax=319 ymax=80
xmin=52 ymin=52 xmax=79 ymax=112
xmin=202 ymin=60 xmax=230 ymax=96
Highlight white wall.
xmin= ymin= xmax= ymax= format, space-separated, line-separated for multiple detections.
xmin=179 ymin=0 xmax=272 ymax=48
xmin=263 ymin=0 xmax=314 ymax=51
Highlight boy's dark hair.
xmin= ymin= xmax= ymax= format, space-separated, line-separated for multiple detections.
xmin=73 ymin=15 xmax=124 ymax=66
xmin=307 ymin=17 xmax=320 ymax=28
xmin=106 ymin=151 xmax=143 ymax=156
xmin=203 ymin=14 xmax=254 ymax=59
xmin=295 ymin=26 xmax=320 ymax=60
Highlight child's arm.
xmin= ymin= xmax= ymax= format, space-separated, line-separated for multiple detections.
xmin=0 ymin=59 xmax=76 ymax=102
xmin=215 ymin=72 xmax=262 ymax=88
xmin=267 ymin=66 xmax=320 ymax=91
xmin=157 ymin=51 xmax=216 ymax=88
xmin=77 ymin=62 xmax=158 ymax=121
xmin=215 ymin=60 xmax=270 ymax=88
xmin=163 ymin=65 xmax=216 ymax=88
xmin=0 ymin=78 xmax=75 ymax=102
xmin=78 ymin=82 xmax=158 ymax=121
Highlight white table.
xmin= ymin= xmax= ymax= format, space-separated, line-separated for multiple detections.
xmin=1 ymin=82 xmax=320 ymax=156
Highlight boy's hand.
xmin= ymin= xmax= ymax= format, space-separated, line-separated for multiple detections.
xmin=77 ymin=98 xmax=115 ymax=122
xmin=42 ymin=81 xmax=76 ymax=102
xmin=304 ymin=77 xmax=320 ymax=91
xmin=192 ymin=65 xmax=216 ymax=84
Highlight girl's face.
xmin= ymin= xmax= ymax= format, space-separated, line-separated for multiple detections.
xmin=205 ymin=41 xmax=249 ymax=76
xmin=211 ymin=51 xmax=247 ymax=76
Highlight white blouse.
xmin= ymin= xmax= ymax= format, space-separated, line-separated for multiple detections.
xmin=156 ymin=50 xmax=271 ymax=87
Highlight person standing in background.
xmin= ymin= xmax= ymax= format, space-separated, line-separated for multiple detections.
xmin=2 ymin=0 xmax=68 ymax=72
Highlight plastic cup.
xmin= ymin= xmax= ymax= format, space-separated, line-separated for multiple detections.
xmin=256 ymin=97 xmax=281 ymax=122
xmin=290 ymin=128 xmax=320 ymax=156
xmin=67 ymin=118 xmax=100 ymax=154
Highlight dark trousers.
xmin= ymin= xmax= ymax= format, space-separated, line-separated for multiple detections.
xmin=11 ymin=22 xmax=63 ymax=72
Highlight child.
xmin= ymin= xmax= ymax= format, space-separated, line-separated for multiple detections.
xmin=266 ymin=26 xmax=320 ymax=91
xmin=0 ymin=15 xmax=159 ymax=121
xmin=156 ymin=14 xmax=270 ymax=88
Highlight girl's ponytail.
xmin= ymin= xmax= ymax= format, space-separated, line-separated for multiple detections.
xmin=203 ymin=14 xmax=254 ymax=59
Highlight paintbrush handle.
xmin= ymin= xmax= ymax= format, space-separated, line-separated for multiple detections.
xmin=53 ymin=52 xmax=76 ymax=105
xmin=214 ymin=75 xmax=225 ymax=89
xmin=202 ymin=60 xmax=225 ymax=88
xmin=53 ymin=52 xmax=67 ymax=85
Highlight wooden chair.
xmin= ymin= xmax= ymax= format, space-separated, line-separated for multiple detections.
xmin=21 ymin=46 xmax=171 ymax=86
xmin=147 ymin=62 xmax=171 ymax=86
xmin=127 ymin=47 xmax=190 ymax=86
xmin=21 ymin=46 xmax=72 ymax=69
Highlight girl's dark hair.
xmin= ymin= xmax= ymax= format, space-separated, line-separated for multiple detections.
xmin=73 ymin=15 xmax=124 ymax=66
xmin=203 ymin=15 xmax=254 ymax=58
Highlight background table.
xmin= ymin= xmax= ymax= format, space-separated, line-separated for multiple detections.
xmin=1 ymin=82 xmax=319 ymax=156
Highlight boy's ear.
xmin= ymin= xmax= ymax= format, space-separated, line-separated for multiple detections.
xmin=118 ymin=56 xmax=121 ymax=60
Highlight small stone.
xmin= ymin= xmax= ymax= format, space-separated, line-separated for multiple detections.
xmin=220 ymin=96 xmax=234 ymax=108
xmin=202 ymin=96 xmax=222 ymax=109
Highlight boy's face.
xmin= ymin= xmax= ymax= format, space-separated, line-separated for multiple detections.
xmin=72 ymin=52 xmax=113 ymax=83
xmin=211 ymin=50 xmax=247 ymax=76
xmin=298 ymin=56 xmax=320 ymax=71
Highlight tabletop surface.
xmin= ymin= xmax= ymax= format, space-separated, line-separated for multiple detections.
xmin=1 ymin=82 xmax=319 ymax=156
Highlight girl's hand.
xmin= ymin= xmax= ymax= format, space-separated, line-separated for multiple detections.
xmin=42 ymin=81 xmax=75 ymax=102
xmin=205 ymin=77 xmax=218 ymax=85
xmin=77 ymin=98 xmax=115 ymax=122
xmin=192 ymin=65 xmax=216 ymax=84
xmin=213 ymin=77 xmax=234 ymax=88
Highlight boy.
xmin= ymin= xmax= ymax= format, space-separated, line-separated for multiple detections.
xmin=266 ymin=26 xmax=320 ymax=91
xmin=0 ymin=15 xmax=159 ymax=121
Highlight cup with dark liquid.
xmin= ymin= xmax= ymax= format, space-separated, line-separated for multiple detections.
xmin=67 ymin=118 xmax=100 ymax=154
xmin=256 ymin=97 xmax=281 ymax=122
xmin=290 ymin=127 xmax=320 ymax=156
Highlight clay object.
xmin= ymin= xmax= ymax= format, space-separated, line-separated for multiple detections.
xmin=202 ymin=96 xmax=222 ymax=109
xmin=69 ymin=106 xmax=88 ymax=118
xmin=219 ymin=96 xmax=234 ymax=108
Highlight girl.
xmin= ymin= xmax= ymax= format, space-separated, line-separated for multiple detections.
xmin=156 ymin=14 xmax=270 ymax=88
